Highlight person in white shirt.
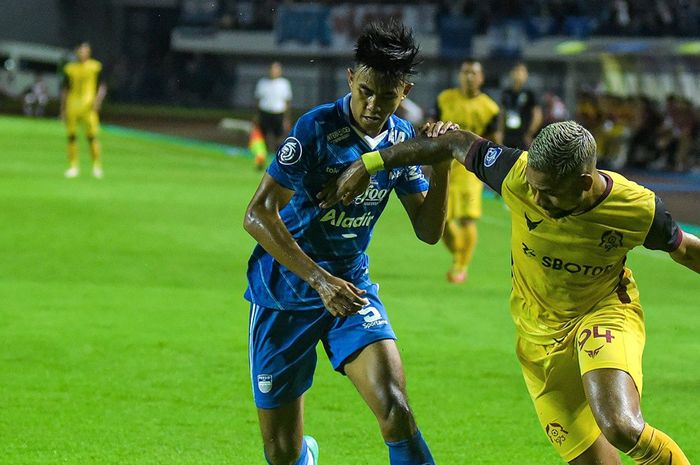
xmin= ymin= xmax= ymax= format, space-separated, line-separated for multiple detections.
xmin=254 ymin=61 xmax=293 ymax=154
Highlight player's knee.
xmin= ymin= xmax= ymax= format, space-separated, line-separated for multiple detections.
xmin=68 ymin=134 xmax=77 ymax=142
xmin=596 ymin=413 xmax=644 ymax=452
xmin=376 ymin=386 xmax=413 ymax=435
xmin=263 ymin=441 xmax=302 ymax=465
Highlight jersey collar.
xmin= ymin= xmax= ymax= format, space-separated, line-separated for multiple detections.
xmin=342 ymin=93 xmax=394 ymax=150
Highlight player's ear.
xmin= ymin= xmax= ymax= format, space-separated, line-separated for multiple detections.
xmin=402 ymin=82 xmax=414 ymax=98
xmin=347 ymin=68 xmax=354 ymax=90
xmin=579 ymin=173 xmax=594 ymax=191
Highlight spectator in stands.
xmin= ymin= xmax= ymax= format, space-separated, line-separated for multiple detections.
xmin=500 ymin=62 xmax=542 ymax=150
xmin=254 ymin=61 xmax=293 ymax=154
xmin=23 ymin=74 xmax=49 ymax=117
xmin=627 ymin=96 xmax=663 ymax=169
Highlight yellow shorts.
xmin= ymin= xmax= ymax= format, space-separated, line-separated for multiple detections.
xmin=516 ymin=302 xmax=645 ymax=462
xmin=65 ymin=107 xmax=100 ymax=137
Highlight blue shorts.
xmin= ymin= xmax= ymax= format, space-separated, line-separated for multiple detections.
xmin=248 ymin=284 xmax=396 ymax=409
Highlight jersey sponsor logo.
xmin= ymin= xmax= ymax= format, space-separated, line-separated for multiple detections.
xmin=541 ymin=256 xmax=615 ymax=276
xmin=546 ymin=422 xmax=569 ymax=446
xmin=320 ymin=209 xmax=375 ymax=228
xmin=521 ymin=243 xmax=616 ymax=276
xmin=599 ymin=230 xmax=623 ymax=252
xmin=353 ymin=179 xmax=389 ymax=206
xmin=524 ymin=212 xmax=543 ymax=231
xmin=327 ymin=126 xmax=351 ymax=144
xmin=522 ymin=242 xmax=536 ymax=257
xmin=484 ymin=147 xmax=503 ymax=167
xmin=359 ymin=306 xmax=388 ymax=329
xmin=257 ymin=374 xmax=273 ymax=393
xmin=388 ymin=128 xmax=407 ymax=145
xmin=277 ymin=137 xmax=302 ymax=165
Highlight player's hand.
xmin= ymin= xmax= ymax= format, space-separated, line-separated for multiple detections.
xmin=420 ymin=120 xmax=460 ymax=138
xmin=309 ymin=271 xmax=368 ymax=317
xmin=317 ymin=159 xmax=370 ymax=208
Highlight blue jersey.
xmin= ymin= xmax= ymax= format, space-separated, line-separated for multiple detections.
xmin=244 ymin=94 xmax=429 ymax=311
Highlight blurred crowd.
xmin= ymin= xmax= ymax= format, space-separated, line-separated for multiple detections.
xmin=190 ymin=0 xmax=700 ymax=37
xmin=576 ymin=92 xmax=699 ymax=172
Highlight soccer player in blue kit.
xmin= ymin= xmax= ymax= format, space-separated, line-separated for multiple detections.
xmin=243 ymin=21 xmax=451 ymax=465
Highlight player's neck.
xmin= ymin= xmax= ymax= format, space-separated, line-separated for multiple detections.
xmin=461 ymin=88 xmax=480 ymax=99
xmin=579 ymin=171 xmax=609 ymax=213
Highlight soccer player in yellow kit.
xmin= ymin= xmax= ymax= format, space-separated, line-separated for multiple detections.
xmin=61 ymin=42 xmax=106 ymax=179
xmin=321 ymin=120 xmax=700 ymax=465
xmin=435 ymin=60 xmax=500 ymax=283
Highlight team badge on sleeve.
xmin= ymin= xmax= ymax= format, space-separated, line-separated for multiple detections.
xmin=484 ymin=147 xmax=503 ymax=167
xmin=277 ymin=137 xmax=303 ymax=165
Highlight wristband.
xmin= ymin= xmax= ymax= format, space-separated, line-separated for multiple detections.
xmin=361 ymin=151 xmax=384 ymax=174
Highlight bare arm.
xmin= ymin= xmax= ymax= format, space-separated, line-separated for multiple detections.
xmin=319 ymin=128 xmax=481 ymax=208
xmin=94 ymin=82 xmax=107 ymax=111
xmin=398 ymin=160 xmax=450 ymax=244
xmin=525 ymin=105 xmax=543 ymax=146
xmin=244 ymin=173 xmax=368 ymax=315
xmin=670 ymin=231 xmax=700 ymax=274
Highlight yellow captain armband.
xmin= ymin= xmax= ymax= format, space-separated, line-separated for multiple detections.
xmin=361 ymin=151 xmax=385 ymax=174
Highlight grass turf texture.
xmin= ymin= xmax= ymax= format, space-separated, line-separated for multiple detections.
xmin=1 ymin=115 xmax=698 ymax=465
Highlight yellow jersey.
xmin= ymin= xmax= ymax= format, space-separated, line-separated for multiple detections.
xmin=463 ymin=139 xmax=683 ymax=344
xmin=63 ymin=59 xmax=102 ymax=108
xmin=436 ymin=89 xmax=499 ymax=188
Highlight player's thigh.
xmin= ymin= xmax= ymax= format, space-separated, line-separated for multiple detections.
xmin=576 ymin=302 xmax=645 ymax=395
xmin=86 ymin=110 xmax=100 ymax=137
xmin=516 ymin=334 xmax=601 ymax=463
xmin=249 ymin=303 xmax=330 ymax=410
xmin=64 ymin=110 xmax=78 ymax=136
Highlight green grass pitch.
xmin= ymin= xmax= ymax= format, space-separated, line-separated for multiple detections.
xmin=1 ymin=115 xmax=698 ymax=464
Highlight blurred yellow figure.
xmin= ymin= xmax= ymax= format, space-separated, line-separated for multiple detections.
xmin=61 ymin=42 xmax=107 ymax=179
xmin=435 ymin=60 xmax=501 ymax=283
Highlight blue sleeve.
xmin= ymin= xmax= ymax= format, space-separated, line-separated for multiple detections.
xmin=266 ymin=114 xmax=319 ymax=190
xmin=394 ymin=165 xmax=429 ymax=196
xmin=394 ymin=125 xmax=429 ymax=196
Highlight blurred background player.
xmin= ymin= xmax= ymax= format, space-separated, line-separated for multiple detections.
xmin=500 ymin=62 xmax=542 ymax=150
xmin=435 ymin=59 xmax=500 ymax=283
xmin=22 ymin=73 xmax=49 ymax=117
xmin=244 ymin=21 xmax=447 ymax=465
xmin=254 ymin=61 xmax=292 ymax=168
xmin=61 ymin=42 xmax=106 ymax=179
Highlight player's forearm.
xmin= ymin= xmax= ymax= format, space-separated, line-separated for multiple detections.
xmin=95 ymin=84 xmax=107 ymax=107
xmin=379 ymin=130 xmax=479 ymax=169
xmin=528 ymin=106 xmax=543 ymax=137
xmin=671 ymin=232 xmax=700 ymax=273
xmin=411 ymin=165 xmax=449 ymax=244
xmin=244 ymin=207 xmax=329 ymax=286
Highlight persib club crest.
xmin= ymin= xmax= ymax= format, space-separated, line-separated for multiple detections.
xmin=277 ymin=137 xmax=302 ymax=165
xmin=257 ymin=374 xmax=273 ymax=394
xmin=546 ymin=422 xmax=569 ymax=446
xmin=599 ymin=230 xmax=623 ymax=252
xmin=484 ymin=147 xmax=503 ymax=167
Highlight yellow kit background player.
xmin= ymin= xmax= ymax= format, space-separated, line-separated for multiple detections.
xmin=323 ymin=120 xmax=700 ymax=465
xmin=61 ymin=42 xmax=107 ymax=179
xmin=435 ymin=59 xmax=500 ymax=283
